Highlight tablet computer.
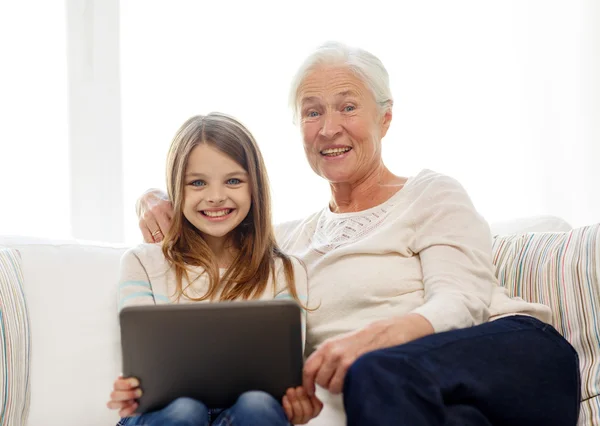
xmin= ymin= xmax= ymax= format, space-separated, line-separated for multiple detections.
xmin=119 ymin=299 xmax=303 ymax=414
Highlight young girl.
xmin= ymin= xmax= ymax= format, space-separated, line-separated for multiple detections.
xmin=107 ymin=113 xmax=322 ymax=425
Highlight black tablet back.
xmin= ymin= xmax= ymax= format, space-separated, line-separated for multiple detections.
xmin=119 ymin=300 xmax=303 ymax=413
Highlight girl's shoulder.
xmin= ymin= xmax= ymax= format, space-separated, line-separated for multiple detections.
xmin=121 ymin=243 xmax=170 ymax=273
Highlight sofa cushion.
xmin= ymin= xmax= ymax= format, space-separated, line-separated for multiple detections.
xmin=0 ymin=247 xmax=31 ymax=425
xmin=0 ymin=239 xmax=126 ymax=426
xmin=492 ymin=223 xmax=600 ymax=424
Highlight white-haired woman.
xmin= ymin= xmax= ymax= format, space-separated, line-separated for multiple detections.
xmin=136 ymin=42 xmax=581 ymax=426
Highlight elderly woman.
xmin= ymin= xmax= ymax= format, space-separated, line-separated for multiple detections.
xmin=136 ymin=42 xmax=580 ymax=425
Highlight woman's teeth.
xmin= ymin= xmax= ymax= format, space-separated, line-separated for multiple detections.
xmin=202 ymin=209 xmax=232 ymax=217
xmin=321 ymin=147 xmax=352 ymax=156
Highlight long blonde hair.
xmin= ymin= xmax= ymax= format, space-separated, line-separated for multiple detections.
xmin=162 ymin=113 xmax=303 ymax=304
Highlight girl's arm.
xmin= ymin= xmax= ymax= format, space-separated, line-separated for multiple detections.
xmin=110 ymin=247 xmax=156 ymax=418
xmin=117 ymin=248 xmax=157 ymax=311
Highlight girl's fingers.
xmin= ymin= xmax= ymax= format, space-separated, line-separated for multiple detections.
xmin=110 ymin=388 xmax=142 ymax=402
xmin=287 ymin=388 xmax=304 ymax=423
xmin=295 ymin=387 xmax=313 ymax=423
xmin=310 ymin=394 xmax=324 ymax=418
xmin=282 ymin=395 xmax=294 ymax=421
xmin=114 ymin=377 xmax=139 ymax=391
xmin=119 ymin=401 xmax=138 ymax=418
xmin=107 ymin=377 xmax=142 ymax=414
xmin=107 ymin=400 xmax=133 ymax=410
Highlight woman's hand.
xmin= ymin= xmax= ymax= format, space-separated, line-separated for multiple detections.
xmin=136 ymin=189 xmax=173 ymax=243
xmin=303 ymin=314 xmax=434 ymax=395
xmin=302 ymin=328 xmax=378 ymax=396
xmin=282 ymin=386 xmax=323 ymax=424
xmin=106 ymin=376 xmax=142 ymax=418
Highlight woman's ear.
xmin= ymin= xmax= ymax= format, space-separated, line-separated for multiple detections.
xmin=380 ymin=108 xmax=393 ymax=138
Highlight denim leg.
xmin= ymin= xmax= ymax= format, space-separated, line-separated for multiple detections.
xmin=343 ymin=316 xmax=580 ymax=426
xmin=212 ymin=391 xmax=290 ymax=426
xmin=118 ymin=397 xmax=210 ymax=426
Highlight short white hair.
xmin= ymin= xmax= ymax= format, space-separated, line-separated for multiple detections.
xmin=289 ymin=41 xmax=394 ymax=123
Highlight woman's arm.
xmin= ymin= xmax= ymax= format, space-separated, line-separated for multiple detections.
xmin=408 ymin=175 xmax=494 ymax=332
xmin=354 ymin=174 xmax=496 ymax=347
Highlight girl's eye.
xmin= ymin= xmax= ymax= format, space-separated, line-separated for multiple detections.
xmin=226 ymin=178 xmax=241 ymax=185
xmin=343 ymin=105 xmax=356 ymax=112
xmin=190 ymin=180 xmax=206 ymax=187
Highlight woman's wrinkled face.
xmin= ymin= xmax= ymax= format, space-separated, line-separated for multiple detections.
xmin=297 ymin=66 xmax=391 ymax=184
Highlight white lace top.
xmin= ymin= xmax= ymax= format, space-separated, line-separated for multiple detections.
xmin=310 ymin=191 xmax=401 ymax=254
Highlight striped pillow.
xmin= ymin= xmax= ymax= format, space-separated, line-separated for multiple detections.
xmin=492 ymin=223 xmax=600 ymax=424
xmin=0 ymin=248 xmax=31 ymax=425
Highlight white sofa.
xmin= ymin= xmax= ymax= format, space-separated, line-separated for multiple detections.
xmin=0 ymin=216 xmax=582 ymax=425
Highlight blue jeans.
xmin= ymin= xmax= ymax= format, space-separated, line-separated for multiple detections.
xmin=343 ymin=315 xmax=581 ymax=426
xmin=118 ymin=390 xmax=290 ymax=426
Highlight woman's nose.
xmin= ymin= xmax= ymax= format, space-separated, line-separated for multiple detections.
xmin=319 ymin=113 xmax=343 ymax=139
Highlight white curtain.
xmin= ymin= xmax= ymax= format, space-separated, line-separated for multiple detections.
xmin=0 ymin=1 xmax=597 ymax=244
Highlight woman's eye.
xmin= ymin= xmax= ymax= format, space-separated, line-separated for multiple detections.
xmin=226 ymin=178 xmax=241 ymax=185
xmin=343 ymin=105 xmax=356 ymax=112
xmin=190 ymin=180 xmax=205 ymax=187
xmin=307 ymin=111 xmax=320 ymax=118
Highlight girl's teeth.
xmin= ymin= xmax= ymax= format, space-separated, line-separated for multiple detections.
xmin=204 ymin=209 xmax=231 ymax=217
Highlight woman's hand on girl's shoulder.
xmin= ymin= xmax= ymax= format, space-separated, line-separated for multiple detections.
xmin=282 ymin=386 xmax=323 ymax=424
xmin=106 ymin=375 xmax=142 ymax=418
